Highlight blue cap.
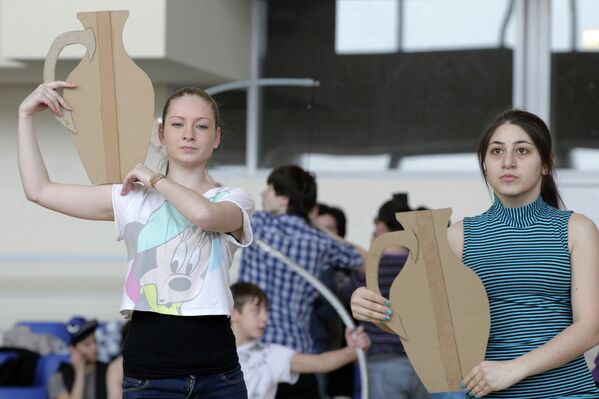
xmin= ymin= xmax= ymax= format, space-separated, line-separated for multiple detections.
xmin=66 ymin=316 xmax=98 ymax=345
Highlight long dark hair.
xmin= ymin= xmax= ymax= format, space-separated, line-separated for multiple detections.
xmin=376 ymin=193 xmax=411 ymax=232
xmin=477 ymin=109 xmax=564 ymax=209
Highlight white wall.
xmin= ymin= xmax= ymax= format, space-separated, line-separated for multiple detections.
xmin=165 ymin=0 xmax=252 ymax=83
xmin=0 ymin=0 xmax=251 ymax=85
xmin=1 ymin=0 xmax=167 ymax=59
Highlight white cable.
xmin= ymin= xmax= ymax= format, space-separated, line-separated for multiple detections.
xmin=254 ymin=239 xmax=369 ymax=399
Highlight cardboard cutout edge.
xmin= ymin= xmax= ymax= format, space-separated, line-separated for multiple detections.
xmin=366 ymin=208 xmax=490 ymax=392
xmin=43 ymin=28 xmax=96 ymax=133
xmin=365 ymin=229 xmax=418 ymax=338
xmin=43 ymin=10 xmax=155 ymax=184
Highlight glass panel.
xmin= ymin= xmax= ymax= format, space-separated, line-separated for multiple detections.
xmin=262 ymin=0 xmax=514 ymax=170
xmin=211 ymin=90 xmax=246 ymax=167
xmin=551 ymin=0 xmax=599 ymax=168
xmin=570 ymin=148 xmax=599 ymax=170
xmin=552 ymin=0 xmax=599 ymax=52
xmin=335 ymin=0 xmax=399 ymax=54
xmin=403 ymin=0 xmax=514 ymax=51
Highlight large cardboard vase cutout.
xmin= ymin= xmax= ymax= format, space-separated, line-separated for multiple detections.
xmin=366 ymin=209 xmax=490 ymax=392
xmin=43 ymin=10 xmax=154 ymax=184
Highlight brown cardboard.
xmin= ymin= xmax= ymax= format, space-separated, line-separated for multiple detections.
xmin=43 ymin=10 xmax=154 ymax=184
xmin=366 ymin=208 xmax=490 ymax=393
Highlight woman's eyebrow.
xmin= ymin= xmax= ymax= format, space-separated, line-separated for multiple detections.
xmin=489 ymin=140 xmax=533 ymax=145
xmin=167 ymin=115 xmax=212 ymax=121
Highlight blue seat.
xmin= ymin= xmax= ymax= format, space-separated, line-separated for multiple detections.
xmin=0 ymin=351 xmax=19 ymax=365
xmin=34 ymin=354 xmax=70 ymax=390
xmin=16 ymin=322 xmax=70 ymax=345
xmin=0 ymin=387 xmax=47 ymax=399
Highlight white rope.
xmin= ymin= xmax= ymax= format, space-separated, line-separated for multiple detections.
xmin=254 ymin=239 xmax=369 ymax=399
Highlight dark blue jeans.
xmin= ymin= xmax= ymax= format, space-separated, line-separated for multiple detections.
xmin=122 ymin=365 xmax=247 ymax=399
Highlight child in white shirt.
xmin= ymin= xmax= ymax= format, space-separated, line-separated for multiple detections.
xmin=231 ymin=282 xmax=370 ymax=399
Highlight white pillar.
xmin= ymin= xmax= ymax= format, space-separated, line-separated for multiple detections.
xmin=513 ymin=0 xmax=552 ymax=125
xmin=246 ymin=0 xmax=267 ymax=177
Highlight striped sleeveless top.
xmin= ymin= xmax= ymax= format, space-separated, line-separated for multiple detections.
xmin=463 ymin=196 xmax=599 ymax=398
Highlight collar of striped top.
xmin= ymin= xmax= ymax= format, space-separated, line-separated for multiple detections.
xmin=490 ymin=195 xmax=546 ymax=228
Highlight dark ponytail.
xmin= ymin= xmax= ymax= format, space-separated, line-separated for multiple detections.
xmin=376 ymin=193 xmax=411 ymax=232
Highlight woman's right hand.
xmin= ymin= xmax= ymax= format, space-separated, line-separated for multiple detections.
xmin=350 ymin=286 xmax=392 ymax=323
xmin=18 ymin=81 xmax=76 ymax=117
xmin=17 ymin=80 xmax=114 ymax=221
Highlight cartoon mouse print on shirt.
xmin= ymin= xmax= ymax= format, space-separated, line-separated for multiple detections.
xmin=122 ymin=189 xmax=230 ymax=314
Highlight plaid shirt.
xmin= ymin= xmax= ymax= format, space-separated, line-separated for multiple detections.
xmin=239 ymin=211 xmax=363 ymax=353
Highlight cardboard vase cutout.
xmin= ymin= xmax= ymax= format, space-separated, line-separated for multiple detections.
xmin=366 ymin=208 xmax=490 ymax=393
xmin=43 ymin=10 xmax=154 ymax=184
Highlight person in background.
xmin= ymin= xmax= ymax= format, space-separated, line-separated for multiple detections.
xmin=48 ymin=317 xmax=107 ymax=399
xmin=106 ymin=322 xmax=129 ymax=399
xmin=356 ymin=193 xmax=430 ymax=399
xmin=230 ymin=282 xmax=370 ymax=399
xmin=350 ymin=109 xmax=599 ymax=398
xmin=311 ymin=203 xmax=355 ymax=398
xmin=239 ymin=165 xmax=363 ymax=398
xmin=314 ymin=203 xmax=354 ymax=298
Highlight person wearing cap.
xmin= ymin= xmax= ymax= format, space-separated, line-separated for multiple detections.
xmin=48 ymin=317 xmax=108 ymax=399
xmin=339 ymin=193 xmax=430 ymax=399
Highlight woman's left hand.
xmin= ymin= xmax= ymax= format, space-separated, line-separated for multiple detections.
xmin=121 ymin=163 xmax=156 ymax=195
xmin=462 ymin=360 xmax=525 ymax=397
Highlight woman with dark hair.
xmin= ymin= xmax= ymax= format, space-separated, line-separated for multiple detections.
xmin=350 ymin=109 xmax=599 ymax=398
xmin=18 ymin=82 xmax=254 ymax=398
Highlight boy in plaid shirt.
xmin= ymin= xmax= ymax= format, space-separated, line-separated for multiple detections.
xmin=239 ymin=165 xmax=363 ymax=398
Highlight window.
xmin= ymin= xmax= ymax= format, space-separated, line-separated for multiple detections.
xmin=259 ymin=0 xmax=513 ymax=170
xmin=335 ymin=0 xmax=399 ymax=54
xmin=551 ymin=0 xmax=599 ymax=169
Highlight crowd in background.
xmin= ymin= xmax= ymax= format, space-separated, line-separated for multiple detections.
xmin=0 ymin=163 xmax=475 ymax=399
xmin=3 ymin=162 xmax=599 ymax=398
xmin=7 ymin=77 xmax=599 ymax=398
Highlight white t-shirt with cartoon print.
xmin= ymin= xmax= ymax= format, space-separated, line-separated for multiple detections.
xmin=237 ymin=340 xmax=299 ymax=399
xmin=112 ymin=184 xmax=254 ymax=317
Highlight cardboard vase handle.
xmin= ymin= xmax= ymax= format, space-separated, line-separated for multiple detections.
xmin=365 ymin=229 xmax=419 ymax=338
xmin=42 ymin=28 xmax=97 ymax=133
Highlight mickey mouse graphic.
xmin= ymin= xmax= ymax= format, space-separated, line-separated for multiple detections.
xmin=122 ymin=200 xmax=219 ymax=314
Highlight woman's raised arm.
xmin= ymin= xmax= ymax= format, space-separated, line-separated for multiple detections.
xmin=18 ymin=82 xmax=113 ymax=221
